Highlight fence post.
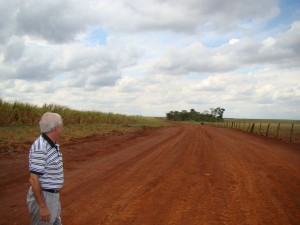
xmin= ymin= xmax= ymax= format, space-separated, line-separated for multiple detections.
xmin=290 ymin=123 xmax=294 ymax=143
xmin=276 ymin=123 xmax=280 ymax=139
xmin=250 ymin=123 xmax=255 ymax=133
xmin=259 ymin=123 xmax=261 ymax=134
xmin=247 ymin=123 xmax=251 ymax=132
xmin=266 ymin=123 xmax=270 ymax=137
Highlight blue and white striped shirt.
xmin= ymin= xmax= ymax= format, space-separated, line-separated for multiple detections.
xmin=29 ymin=133 xmax=64 ymax=189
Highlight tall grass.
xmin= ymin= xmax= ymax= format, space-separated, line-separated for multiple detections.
xmin=0 ymin=99 xmax=171 ymax=153
xmin=0 ymin=99 xmax=157 ymax=126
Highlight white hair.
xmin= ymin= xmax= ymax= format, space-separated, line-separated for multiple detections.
xmin=39 ymin=112 xmax=63 ymax=133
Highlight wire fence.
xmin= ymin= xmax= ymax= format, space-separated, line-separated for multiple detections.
xmin=208 ymin=121 xmax=300 ymax=144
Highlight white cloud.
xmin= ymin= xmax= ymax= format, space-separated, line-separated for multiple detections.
xmin=3 ymin=35 xmax=25 ymax=62
xmin=15 ymin=0 xmax=94 ymax=43
xmin=229 ymin=39 xmax=240 ymax=45
xmin=153 ymin=21 xmax=300 ymax=76
xmin=262 ymin=37 xmax=276 ymax=47
xmin=0 ymin=0 xmax=299 ymax=119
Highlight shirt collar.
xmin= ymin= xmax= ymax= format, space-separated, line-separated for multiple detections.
xmin=42 ymin=133 xmax=56 ymax=148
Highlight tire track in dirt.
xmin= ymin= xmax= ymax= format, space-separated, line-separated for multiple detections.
xmin=61 ymin=125 xmax=186 ymax=224
xmin=62 ymin=124 xmax=300 ymax=225
xmin=195 ymin=126 xmax=300 ymax=224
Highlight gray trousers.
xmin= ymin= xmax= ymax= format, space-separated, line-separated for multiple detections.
xmin=27 ymin=187 xmax=62 ymax=225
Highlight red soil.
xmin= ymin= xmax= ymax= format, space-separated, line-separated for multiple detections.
xmin=1 ymin=124 xmax=300 ymax=225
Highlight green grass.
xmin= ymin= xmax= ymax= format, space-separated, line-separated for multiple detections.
xmin=0 ymin=118 xmax=171 ymax=154
xmin=0 ymin=99 xmax=172 ymax=153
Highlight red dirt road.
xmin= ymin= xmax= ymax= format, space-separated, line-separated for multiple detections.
xmin=1 ymin=124 xmax=300 ymax=225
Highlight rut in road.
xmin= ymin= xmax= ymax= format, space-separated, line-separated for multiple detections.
xmin=61 ymin=125 xmax=300 ymax=225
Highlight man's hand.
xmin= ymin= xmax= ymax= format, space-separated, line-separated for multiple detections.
xmin=29 ymin=173 xmax=51 ymax=222
xmin=40 ymin=205 xmax=51 ymax=222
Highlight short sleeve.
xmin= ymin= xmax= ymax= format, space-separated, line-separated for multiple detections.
xmin=29 ymin=138 xmax=47 ymax=175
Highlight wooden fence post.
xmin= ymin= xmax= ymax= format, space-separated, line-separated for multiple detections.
xmin=276 ymin=123 xmax=280 ymax=139
xmin=290 ymin=123 xmax=294 ymax=143
xmin=250 ymin=123 xmax=255 ymax=133
xmin=247 ymin=123 xmax=251 ymax=132
xmin=266 ymin=123 xmax=270 ymax=137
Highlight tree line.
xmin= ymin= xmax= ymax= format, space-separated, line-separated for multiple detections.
xmin=166 ymin=107 xmax=225 ymax=122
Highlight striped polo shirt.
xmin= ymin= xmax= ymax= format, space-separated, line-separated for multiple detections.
xmin=29 ymin=133 xmax=64 ymax=189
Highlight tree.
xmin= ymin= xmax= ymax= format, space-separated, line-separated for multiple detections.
xmin=210 ymin=107 xmax=225 ymax=118
xmin=166 ymin=107 xmax=225 ymax=122
xmin=215 ymin=107 xmax=225 ymax=118
xmin=180 ymin=110 xmax=189 ymax=121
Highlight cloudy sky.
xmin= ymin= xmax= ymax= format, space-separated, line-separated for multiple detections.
xmin=1 ymin=0 xmax=300 ymax=119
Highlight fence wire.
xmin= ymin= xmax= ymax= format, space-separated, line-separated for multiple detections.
xmin=209 ymin=121 xmax=300 ymax=144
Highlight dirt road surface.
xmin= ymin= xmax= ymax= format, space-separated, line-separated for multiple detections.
xmin=1 ymin=124 xmax=300 ymax=225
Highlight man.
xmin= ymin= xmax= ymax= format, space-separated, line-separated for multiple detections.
xmin=27 ymin=112 xmax=64 ymax=225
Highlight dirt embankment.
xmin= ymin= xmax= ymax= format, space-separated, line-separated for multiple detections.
xmin=0 ymin=124 xmax=300 ymax=225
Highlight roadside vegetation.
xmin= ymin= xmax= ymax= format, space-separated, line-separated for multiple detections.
xmin=166 ymin=107 xmax=225 ymax=122
xmin=0 ymin=99 xmax=170 ymax=153
xmin=1 ymin=99 xmax=298 ymax=153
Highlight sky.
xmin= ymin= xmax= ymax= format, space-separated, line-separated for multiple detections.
xmin=0 ymin=0 xmax=300 ymax=119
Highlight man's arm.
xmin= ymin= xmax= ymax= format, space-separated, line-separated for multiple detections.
xmin=29 ymin=173 xmax=51 ymax=222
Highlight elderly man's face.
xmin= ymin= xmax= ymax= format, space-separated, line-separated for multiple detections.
xmin=56 ymin=125 xmax=64 ymax=137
